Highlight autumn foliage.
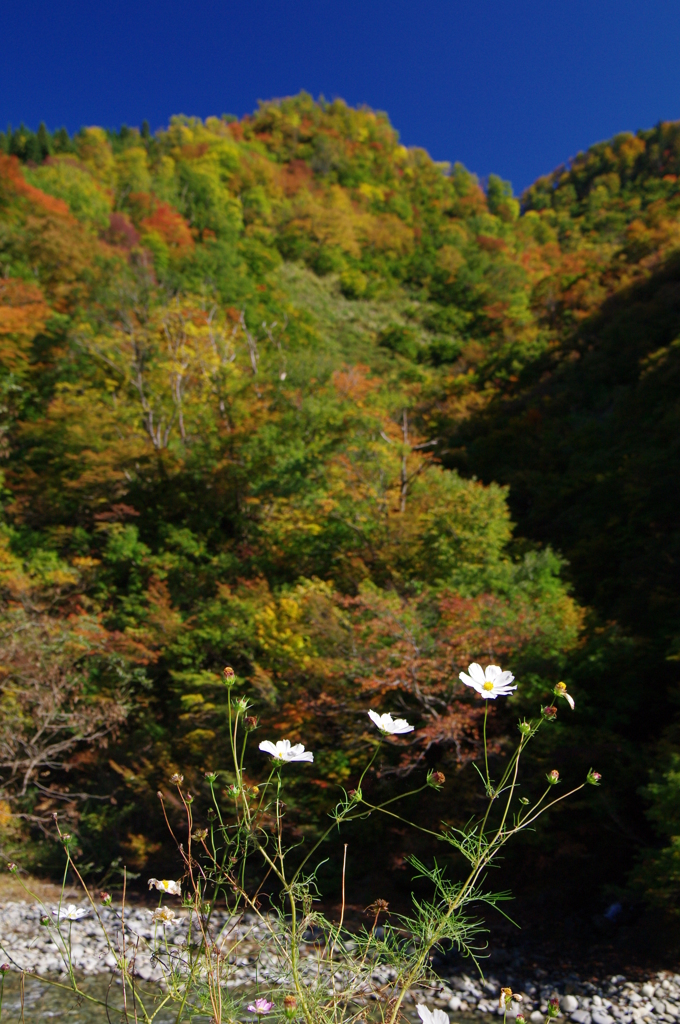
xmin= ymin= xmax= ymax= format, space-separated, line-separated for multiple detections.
xmin=0 ymin=100 xmax=677 ymax=912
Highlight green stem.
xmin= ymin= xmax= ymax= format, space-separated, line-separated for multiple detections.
xmin=6 ymin=972 xmax=115 ymax=1012
xmin=358 ymin=800 xmax=444 ymax=839
xmin=290 ymin=746 xmax=382 ymax=886
xmin=387 ymin=715 xmax=557 ymax=1024
xmin=483 ymin=702 xmax=490 ymax=788
xmin=372 ymin=783 xmax=429 ymax=810
xmin=513 ymin=783 xmax=586 ymax=832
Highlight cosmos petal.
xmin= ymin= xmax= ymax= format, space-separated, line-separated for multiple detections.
xmin=467 ymin=662 xmax=486 ymax=685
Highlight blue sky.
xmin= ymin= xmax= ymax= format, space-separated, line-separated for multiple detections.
xmin=2 ymin=0 xmax=680 ymax=193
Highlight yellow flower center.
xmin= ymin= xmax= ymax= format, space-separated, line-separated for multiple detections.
xmin=483 ymin=681 xmax=494 ymax=691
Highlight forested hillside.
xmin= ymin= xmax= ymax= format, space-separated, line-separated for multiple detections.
xmin=0 ymin=98 xmax=678 ymax=935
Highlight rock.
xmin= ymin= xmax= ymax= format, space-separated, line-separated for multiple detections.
xmin=643 ymin=987 xmax=656 ymax=999
xmin=572 ymin=1012 xmax=592 ymax=1024
xmin=562 ymin=996 xmax=579 ymax=1013
xmin=592 ymin=1012 xmax=615 ymax=1024
xmin=447 ymin=996 xmax=462 ymax=1011
xmin=531 ymin=1013 xmax=544 ymax=1023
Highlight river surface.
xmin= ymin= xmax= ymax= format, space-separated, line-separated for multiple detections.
xmin=0 ymin=974 xmax=191 ymax=1022
xmin=0 ymin=974 xmax=490 ymax=1023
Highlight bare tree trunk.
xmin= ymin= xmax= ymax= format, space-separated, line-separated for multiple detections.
xmin=240 ymin=310 xmax=259 ymax=375
xmin=400 ymin=409 xmax=408 ymax=513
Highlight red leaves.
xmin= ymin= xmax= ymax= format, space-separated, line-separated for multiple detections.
xmin=281 ymin=159 xmax=314 ymax=197
xmin=0 ymin=154 xmax=71 ymax=217
xmin=0 ymin=277 xmax=50 ymax=349
xmin=141 ymin=201 xmax=194 ymax=251
xmin=105 ymin=212 xmax=140 ymax=249
xmin=127 ymin=191 xmax=194 ymax=251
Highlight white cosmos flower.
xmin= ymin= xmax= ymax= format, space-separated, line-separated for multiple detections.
xmin=459 ymin=662 xmax=516 ymax=700
xmin=554 ymin=681 xmax=575 ymax=710
xmin=151 ymin=906 xmax=175 ymax=924
xmin=259 ymin=739 xmax=314 ymax=763
xmin=53 ymin=904 xmax=88 ymax=921
xmin=148 ymin=878 xmax=182 ymax=895
xmin=368 ymin=710 xmax=414 ymax=735
xmin=417 ymin=1005 xmax=449 ymax=1024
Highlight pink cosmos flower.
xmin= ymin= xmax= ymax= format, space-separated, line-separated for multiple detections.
xmin=248 ymin=998 xmax=274 ymax=1014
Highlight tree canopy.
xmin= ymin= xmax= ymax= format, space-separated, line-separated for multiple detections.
xmin=0 ymin=99 xmax=678 ymax=927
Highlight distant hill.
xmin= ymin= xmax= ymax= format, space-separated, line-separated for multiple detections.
xmin=1 ymin=98 xmax=679 ymax=927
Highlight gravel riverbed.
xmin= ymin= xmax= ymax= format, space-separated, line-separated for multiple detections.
xmin=0 ymin=900 xmax=677 ymax=1022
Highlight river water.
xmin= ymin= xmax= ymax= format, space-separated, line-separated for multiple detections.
xmin=0 ymin=974 xmax=194 ymax=1022
xmin=0 ymin=974 xmax=464 ymax=1022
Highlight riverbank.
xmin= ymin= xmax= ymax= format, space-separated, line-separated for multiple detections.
xmin=0 ymin=899 xmax=678 ymax=1022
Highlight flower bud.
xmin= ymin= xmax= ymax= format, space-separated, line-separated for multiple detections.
xmin=170 ymin=773 xmax=184 ymax=785
xmin=7 ymin=863 xmax=17 ymax=874
xmin=427 ymin=770 xmax=446 ymax=788
xmin=207 ymin=808 xmax=217 ymax=820
xmin=542 ymin=705 xmax=557 ymax=721
xmin=204 ymin=771 xmax=218 ymax=782
xmin=284 ymin=994 xmax=297 ymax=1016
xmin=518 ymin=720 xmax=531 ymax=736
xmin=587 ymin=768 xmax=602 ymax=786
xmin=232 ymin=696 xmax=249 ymax=712
xmin=61 ymin=833 xmax=72 ymax=844
xmin=547 ymin=997 xmax=560 ymax=1018
xmin=0 ymin=964 xmax=9 ymax=972
xmin=228 ymin=783 xmax=241 ymax=797
xmin=99 ymin=891 xmax=112 ymax=906
xmin=223 ymin=666 xmax=236 ymax=685
xmin=547 ymin=770 xmax=560 ymax=785
xmin=192 ymin=829 xmax=209 ymax=842
xmin=516 ymin=1015 xmax=526 ymax=1024
xmin=519 ymin=796 xmax=530 ymax=805
xmin=245 ymin=716 xmax=258 ymax=731
xmin=40 ymin=914 xmax=50 ymax=926
xmin=185 ymin=792 xmax=194 ymax=803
